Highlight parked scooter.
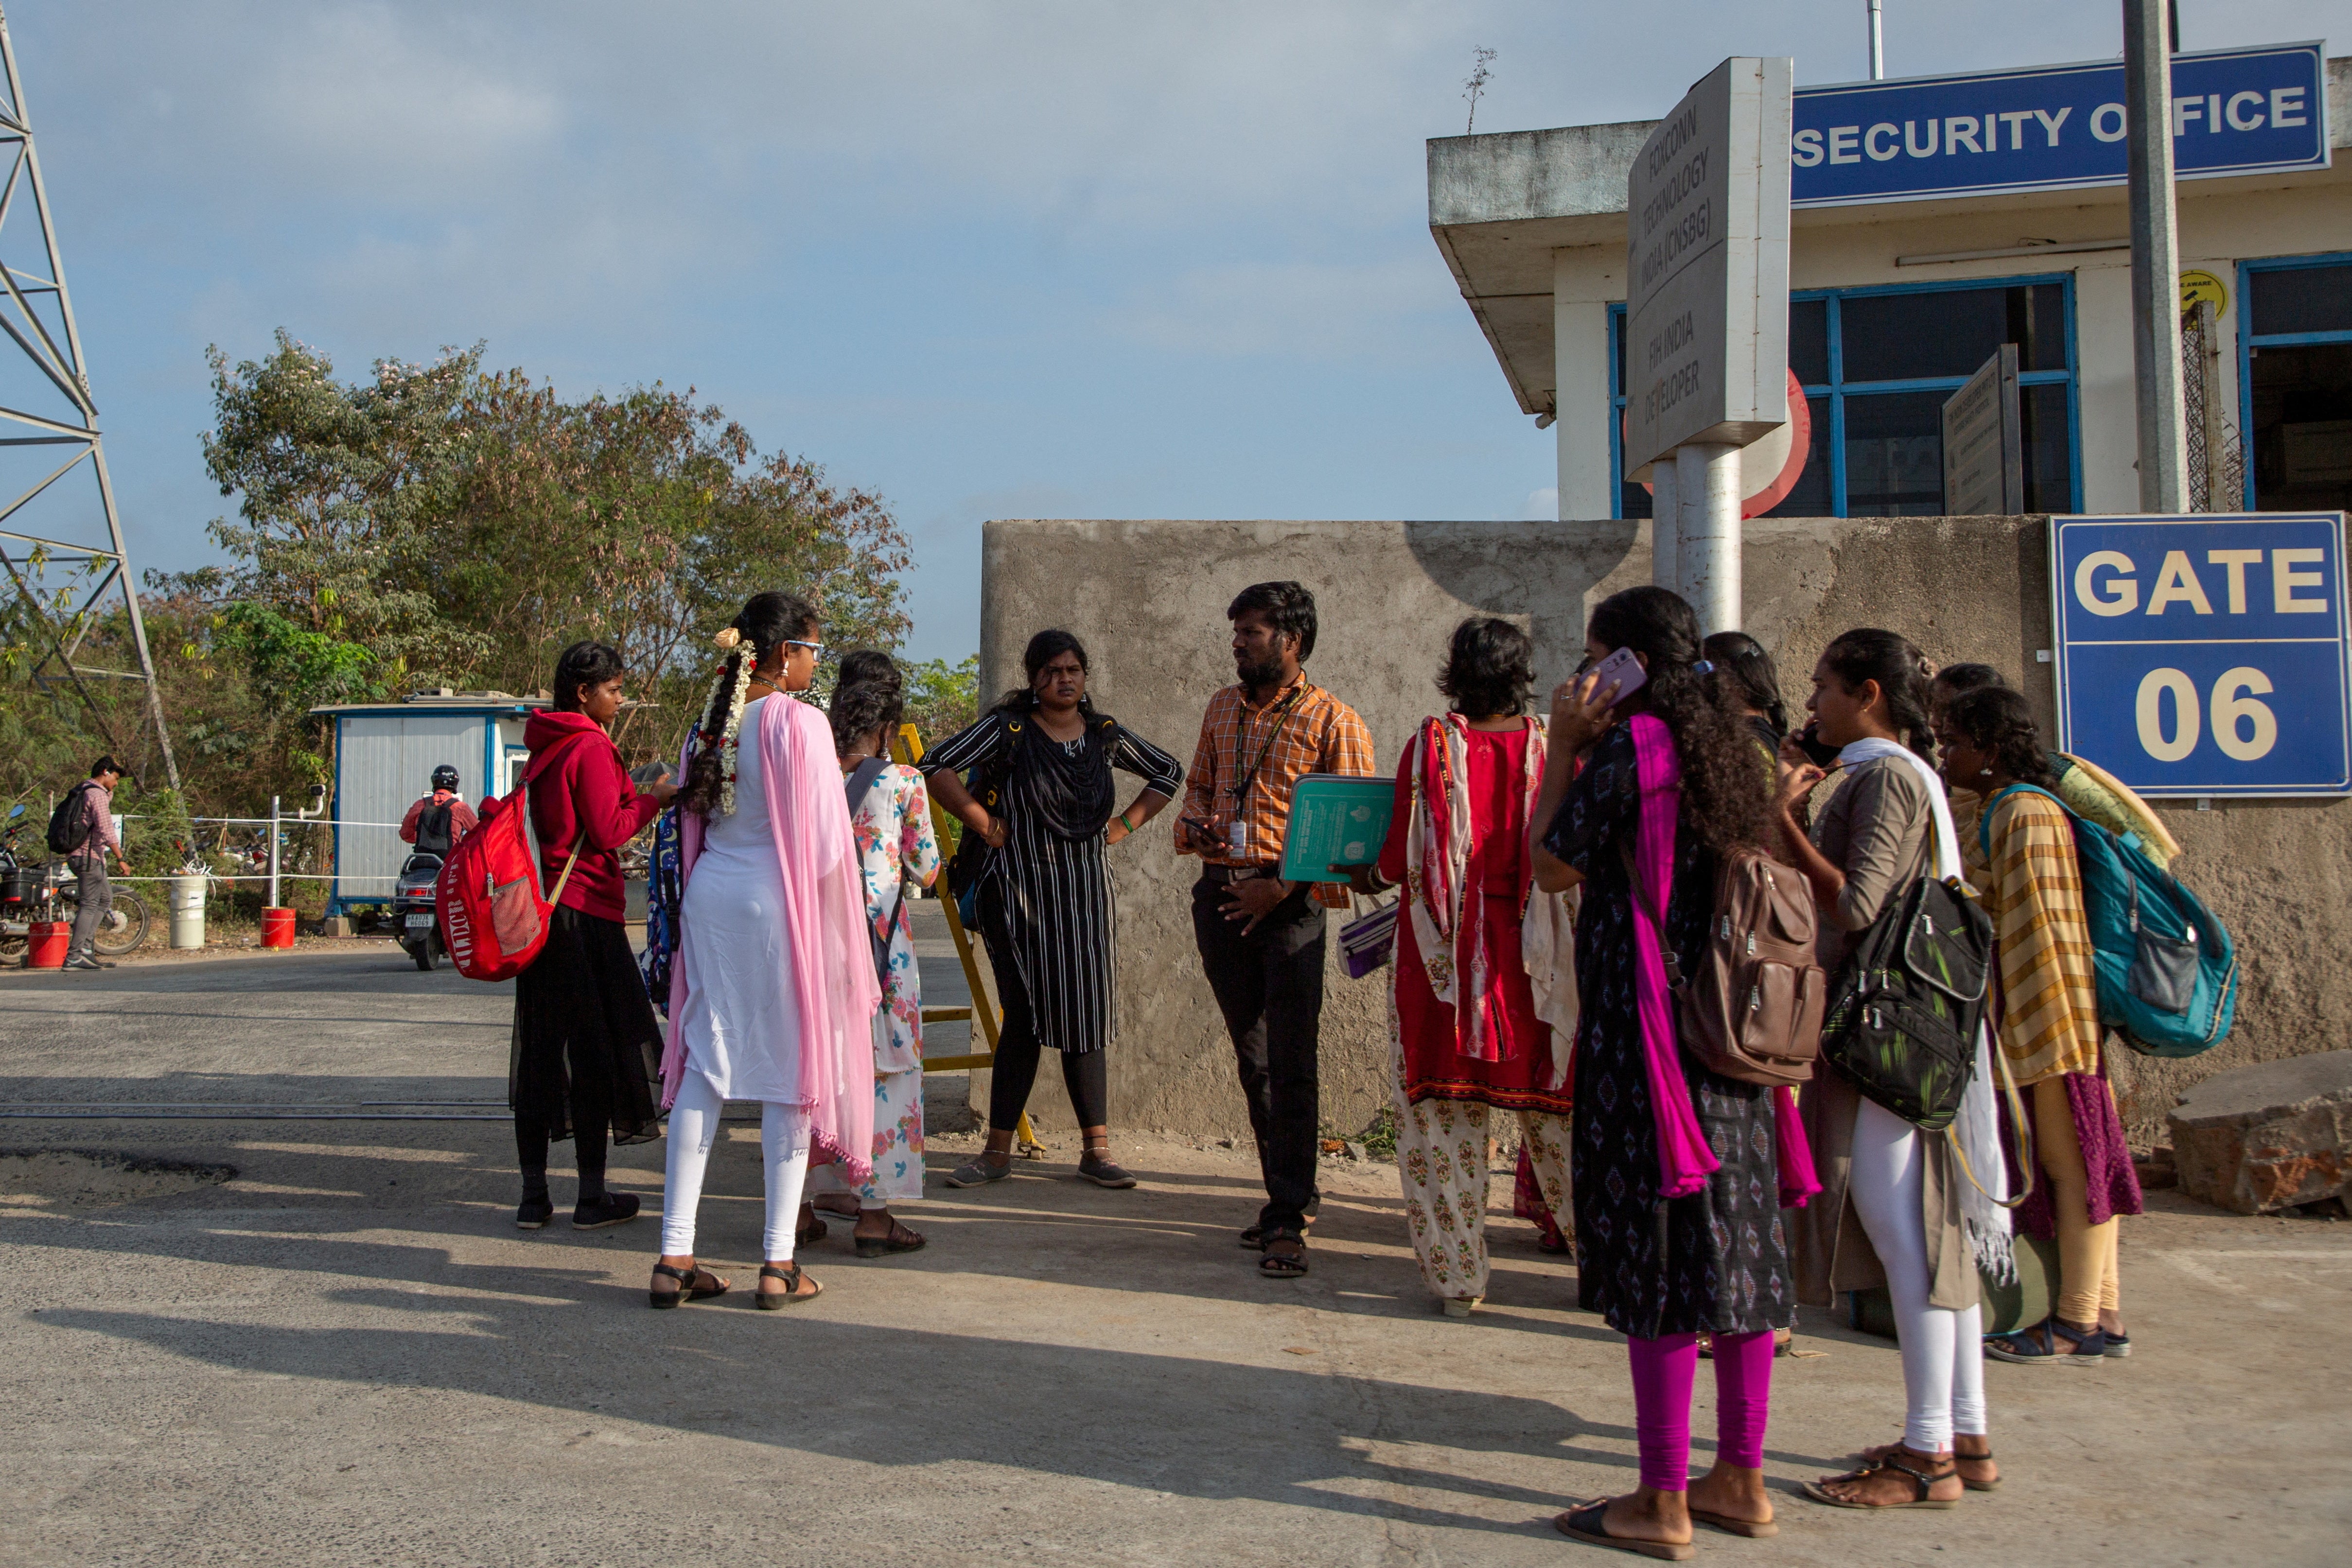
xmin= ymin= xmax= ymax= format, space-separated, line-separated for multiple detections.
xmin=393 ymin=850 xmax=445 ymax=971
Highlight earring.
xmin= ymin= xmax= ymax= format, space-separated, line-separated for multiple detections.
xmin=1980 ymin=766 xmax=1993 ymax=776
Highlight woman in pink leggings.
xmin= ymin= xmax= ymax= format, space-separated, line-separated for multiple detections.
xmin=1531 ymin=588 xmax=1814 ymax=1556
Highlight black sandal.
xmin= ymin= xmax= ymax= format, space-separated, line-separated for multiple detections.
xmin=754 ymin=1262 xmax=823 ymax=1309
xmin=854 ymin=1220 xmax=928 ymax=1259
xmin=648 ymin=1261 xmax=728 ymax=1309
xmin=1801 ymin=1449 xmax=1961 ymax=1510
xmin=1551 ymin=1499 xmax=1694 ymax=1560
xmin=1859 ymin=1440 xmax=2000 ymax=1492
xmin=1258 ymin=1229 xmax=1308 ymax=1279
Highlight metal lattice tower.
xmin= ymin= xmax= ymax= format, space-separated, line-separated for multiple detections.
xmin=0 ymin=6 xmax=178 ymax=790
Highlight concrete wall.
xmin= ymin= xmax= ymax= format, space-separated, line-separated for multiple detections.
xmin=978 ymin=513 xmax=2352 ymax=1147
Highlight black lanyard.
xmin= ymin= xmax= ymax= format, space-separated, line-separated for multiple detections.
xmin=1228 ymin=685 xmax=1305 ymax=811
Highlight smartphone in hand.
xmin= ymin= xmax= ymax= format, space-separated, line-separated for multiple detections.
xmin=1588 ymin=645 xmax=1648 ymax=704
xmin=1793 ymin=723 xmax=1840 ymax=767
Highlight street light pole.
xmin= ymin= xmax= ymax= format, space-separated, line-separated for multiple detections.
xmin=1867 ymin=0 xmax=1884 ymax=80
xmin=2124 ymin=0 xmax=2189 ymax=511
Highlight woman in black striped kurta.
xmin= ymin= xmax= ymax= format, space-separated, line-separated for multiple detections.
xmin=924 ymin=630 xmax=1183 ymax=1190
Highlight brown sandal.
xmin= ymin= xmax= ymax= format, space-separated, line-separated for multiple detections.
xmin=648 ymin=1261 xmax=728 ymax=1309
xmin=1802 ymin=1449 xmax=1961 ymax=1510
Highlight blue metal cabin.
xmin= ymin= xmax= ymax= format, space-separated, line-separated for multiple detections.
xmin=307 ymin=690 xmax=546 ymax=914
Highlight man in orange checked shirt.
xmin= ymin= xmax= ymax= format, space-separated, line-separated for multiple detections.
xmin=1176 ymin=581 xmax=1374 ymax=1282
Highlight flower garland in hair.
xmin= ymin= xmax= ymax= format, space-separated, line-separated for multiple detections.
xmin=706 ymin=627 xmax=753 ymax=817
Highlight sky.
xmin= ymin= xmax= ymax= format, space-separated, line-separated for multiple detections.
xmin=4 ymin=0 xmax=2343 ymax=661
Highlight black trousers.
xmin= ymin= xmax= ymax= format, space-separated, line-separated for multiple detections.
xmin=982 ymin=886 xmax=1110 ymax=1132
xmin=1192 ymin=876 xmax=1325 ymax=1234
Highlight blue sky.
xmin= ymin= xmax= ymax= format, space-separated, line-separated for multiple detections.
xmin=9 ymin=0 xmax=2341 ymax=661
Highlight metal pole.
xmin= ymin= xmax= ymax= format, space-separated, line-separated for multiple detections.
xmin=268 ymin=794 xmax=280 ymax=908
xmin=1677 ymin=442 xmax=1743 ymax=632
xmin=1868 ymin=0 xmax=1885 ymax=80
xmin=1650 ymin=458 xmax=1680 ymax=593
xmin=2124 ymin=0 xmax=2189 ymax=512
xmin=2196 ymin=297 xmax=2228 ymax=511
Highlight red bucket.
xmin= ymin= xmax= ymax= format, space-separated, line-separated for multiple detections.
xmin=26 ymin=920 xmax=69 ymax=968
xmin=260 ymin=907 xmax=298 ymax=949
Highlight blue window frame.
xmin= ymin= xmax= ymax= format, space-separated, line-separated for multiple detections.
xmin=2236 ymin=252 xmax=2352 ymax=512
xmin=1608 ymin=273 xmax=2082 ymax=519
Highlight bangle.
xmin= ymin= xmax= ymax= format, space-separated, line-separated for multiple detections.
xmin=1116 ymin=810 xmax=1138 ymax=835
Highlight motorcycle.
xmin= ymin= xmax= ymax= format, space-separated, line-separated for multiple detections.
xmin=393 ymin=850 xmax=446 ymax=971
xmin=0 ymin=803 xmax=151 ymax=960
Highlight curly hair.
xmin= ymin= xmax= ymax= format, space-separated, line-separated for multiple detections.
xmin=1587 ymin=586 xmax=1766 ymax=855
xmin=1437 ymin=616 xmax=1535 ymax=717
xmin=1819 ymin=627 xmax=1939 ymax=764
xmin=829 ymin=677 xmax=906 ymax=760
xmin=835 ymin=648 xmax=902 ymax=696
xmin=1227 ymin=580 xmax=1318 ymax=662
xmin=678 ymin=591 xmax=819 ymax=818
xmin=1702 ymin=630 xmax=1788 ymax=734
xmin=550 ymin=640 xmax=625 ymax=713
xmin=988 ymin=628 xmax=1099 ymax=718
xmin=1943 ymin=686 xmax=2059 ymax=790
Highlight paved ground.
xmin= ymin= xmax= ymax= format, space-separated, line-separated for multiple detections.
xmin=0 ymin=933 xmax=2347 ymax=1567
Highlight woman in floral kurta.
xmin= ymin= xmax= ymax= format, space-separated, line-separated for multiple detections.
xmin=806 ymin=740 xmax=941 ymax=1247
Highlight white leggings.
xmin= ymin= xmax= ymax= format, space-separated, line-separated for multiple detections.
xmin=659 ymin=1072 xmax=812 ymax=1260
xmin=1846 ymin=1096 xmax=1988 ymax=1452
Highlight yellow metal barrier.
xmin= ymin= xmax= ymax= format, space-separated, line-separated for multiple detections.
xmin=896 ymin=722 xmax=1042 ymax=1158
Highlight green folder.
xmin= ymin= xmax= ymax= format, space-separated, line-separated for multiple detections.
xmin=1279 ymin=774 xmax=1393 ymax=882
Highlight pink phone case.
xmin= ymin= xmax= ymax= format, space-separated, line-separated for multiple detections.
xmin=1590 ymin=646 xmax=1647 ymax=701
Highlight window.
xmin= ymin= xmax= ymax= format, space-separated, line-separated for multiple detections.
xmin=2239 ymin=255 xmax=2352 ymax=513
xmin=1609 ymin=275 xmax=2081 ymax=519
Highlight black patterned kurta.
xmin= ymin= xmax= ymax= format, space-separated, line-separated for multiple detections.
xmin=1543 ymin=723 xmax=1793 ymax=1340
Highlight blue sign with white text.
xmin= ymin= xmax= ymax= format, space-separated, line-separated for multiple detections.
xmin=1793 ymin=42 xmax=2328 ymax=207
xmin=2051 ymin=514 xmax=2352 ymax=798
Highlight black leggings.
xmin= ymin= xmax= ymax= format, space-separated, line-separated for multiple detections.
xmin=516 ymin=1116 xmax=607 ymax=1195
xmin=984 ymin=923 xmax=1109 ymax=1132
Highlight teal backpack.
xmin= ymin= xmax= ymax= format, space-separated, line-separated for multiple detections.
xmin=1979 ymin=784 xmax=2236 ymax=1059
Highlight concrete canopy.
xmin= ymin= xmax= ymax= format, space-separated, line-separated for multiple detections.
xmin=1428 ymin=56 xmax=2352 ymax=426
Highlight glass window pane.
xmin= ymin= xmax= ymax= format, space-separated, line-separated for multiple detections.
xmin=2020 ymin=383 xmax=2074 ymax=512
xmin=1790 ymin=299 xmax=1828 ymax=387
xmin=1842 ymin=285 xmax=2020 ymax=383
xmin=1843 ymin=391 xmax=1947 ymax=515
xmin=1619 ymin=467 xmax=1654 ymax=519
xmin=2250 ymin=265 xmax=2352 ymax=339
xmin=1762 ymin=396 xmax=1832 ymax=517
xmin=2248 ymin=341 xmax=2352 ymax=511
xmin=2008 ymin=283 xmax=2068 ymax=373
xmin=1614 ymin=310 xmax=1627 ymax=393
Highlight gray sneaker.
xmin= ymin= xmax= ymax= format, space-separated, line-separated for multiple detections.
xmin=945 ymin=1153 xmax=1013 ymax=1188
xmin=63 ymin=954 xmax=105 ymax=971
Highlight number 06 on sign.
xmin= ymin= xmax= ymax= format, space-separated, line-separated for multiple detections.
xmin=2050 ymin=513 xmax=2351 ymax=798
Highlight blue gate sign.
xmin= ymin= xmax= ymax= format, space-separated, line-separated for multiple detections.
xmin=2051 ymin=513 xmax=2352 ymax=798
xmin=1793 ymin=42 xmax=2328 ymax=208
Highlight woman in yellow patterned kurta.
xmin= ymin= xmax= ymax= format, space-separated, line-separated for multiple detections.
xmin=1938 ymin=686 xmax=2142 ymax=1364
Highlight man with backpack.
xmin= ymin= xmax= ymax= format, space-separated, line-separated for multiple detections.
xmin=52 ymin=756 xmax=129 ymax=971
xmin=399 ymin=765 xmax=477 ymax=858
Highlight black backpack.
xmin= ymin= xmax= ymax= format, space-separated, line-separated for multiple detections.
xmin=413 ymin=799 xmax=456 ymax=857
xmin=1818 ymin=873 xmax=1994 ymax=1132
xmin=45 ymin=783 xmax=93 ymax=855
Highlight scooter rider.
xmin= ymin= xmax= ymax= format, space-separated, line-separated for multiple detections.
xmin=399 ymin=766 xmax=477 ymax=858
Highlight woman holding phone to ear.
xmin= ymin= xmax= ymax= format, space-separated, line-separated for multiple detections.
xmin=1529 ymin=586 xmax=1805 ymax=1555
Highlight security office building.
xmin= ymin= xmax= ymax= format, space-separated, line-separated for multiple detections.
xmin=1429 ymin=42 xmax=2349 ymax=523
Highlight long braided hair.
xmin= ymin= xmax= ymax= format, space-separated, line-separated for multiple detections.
xmin=1587 ymin=586 xmax=1767 ymax=855
xmin=677 ymin=591 xmax=819 ymax=819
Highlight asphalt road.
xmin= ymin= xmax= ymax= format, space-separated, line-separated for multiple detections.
xmin=0 ymin=937 xmax=2346 ymax=1566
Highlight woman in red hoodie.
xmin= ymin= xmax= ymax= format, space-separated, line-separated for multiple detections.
xmin=511 ymin=640 xmax=679 ymax=1230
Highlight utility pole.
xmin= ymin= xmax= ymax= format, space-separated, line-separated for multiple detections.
xmin=2124 ymin=0 xmax=2189 ymax=512
xmin=1867 ymin=0 xmax=1885 ymax=80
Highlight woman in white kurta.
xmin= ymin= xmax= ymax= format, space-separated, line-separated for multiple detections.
xmin=649 ymin=592 xmax=879 ymax=1310
xmin=806 ymin=671 xmax=941 ymax=1255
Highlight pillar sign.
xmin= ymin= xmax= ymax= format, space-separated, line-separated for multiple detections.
xmin=1623 ymin=56 xmax=1794 ymax=474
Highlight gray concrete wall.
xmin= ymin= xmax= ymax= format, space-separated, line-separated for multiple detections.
xmin=976 ymin=514 xmax=2349 ymax=1147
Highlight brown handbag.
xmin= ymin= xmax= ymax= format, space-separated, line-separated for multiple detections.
xmin=1623 ymin=841 xmax=1827 ymax=1087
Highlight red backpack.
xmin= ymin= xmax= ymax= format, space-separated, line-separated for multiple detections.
xmin=437 ymin=735 xmax=590 ymax=982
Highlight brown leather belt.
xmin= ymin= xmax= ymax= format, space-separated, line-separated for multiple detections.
xmin=1201 ymin=862 xmax=1279 ymax=884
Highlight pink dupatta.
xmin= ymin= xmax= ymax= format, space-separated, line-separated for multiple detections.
xmin=660 ymin=694 xmax=879 ymax=1180
xmin=1625 ymin=714 xmax=1818 ymax=1209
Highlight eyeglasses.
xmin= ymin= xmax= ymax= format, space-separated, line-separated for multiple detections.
xmin=787 ymin=640 xmax=826 ymax=660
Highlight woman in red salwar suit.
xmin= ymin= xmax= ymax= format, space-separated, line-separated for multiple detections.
xmin=1355 ymin=618 xmax=1578 ymax=1316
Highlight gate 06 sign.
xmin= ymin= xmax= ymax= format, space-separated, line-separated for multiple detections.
xmin=2051 ymin=514 xmax=2352 ymax=798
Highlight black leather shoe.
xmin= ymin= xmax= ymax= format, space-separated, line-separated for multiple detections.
xmin=515 ymin=1195 xmax=555 ymax=1229
xmin=572 ymin=1191 xmax=641 ymax=1230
